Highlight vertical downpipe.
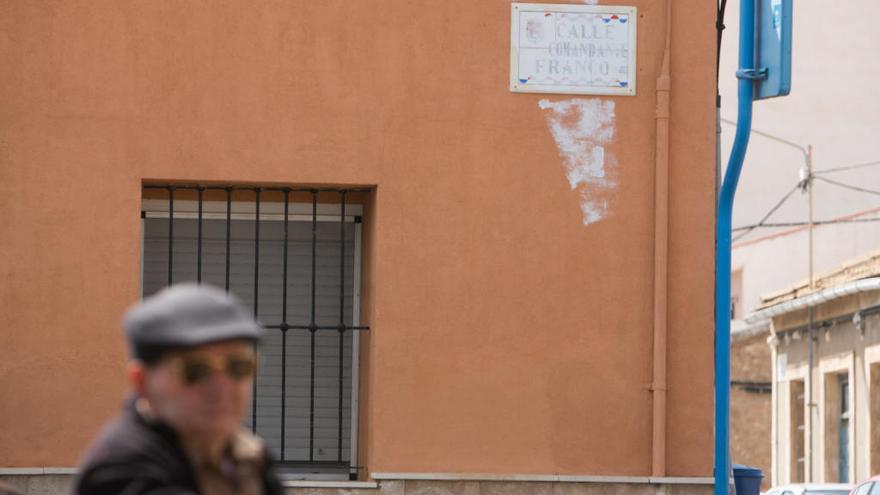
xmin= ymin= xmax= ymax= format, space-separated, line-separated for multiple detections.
xmin=716 ymin=0 xmax=757 ymax=494
xmin=652 ymin=0 xmax=673 ymax=477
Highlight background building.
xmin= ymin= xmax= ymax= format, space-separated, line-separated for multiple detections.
xmin=0 ymin=2 xmax=717 ymax=494
xmin=731 ymin=322 xmax=772 ymax=490
xmin=747 ymin=252 xmax=880 ymax=486
xmin=719 ymin=0 xmax=880 ymax=486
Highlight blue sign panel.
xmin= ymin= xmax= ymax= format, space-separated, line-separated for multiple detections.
xmin=755 ymin=0 xmax=792 ymax=100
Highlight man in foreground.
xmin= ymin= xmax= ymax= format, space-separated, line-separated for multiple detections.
xmin=74 ymin=284 xmax=284 ymax=495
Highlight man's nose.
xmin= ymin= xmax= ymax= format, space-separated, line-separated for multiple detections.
xmin=202 ymin=369 xmax=236 ymax=394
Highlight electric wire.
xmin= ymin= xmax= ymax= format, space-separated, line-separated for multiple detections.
xmin=732 ymin=216 xmax=880 ymax=232
xmin=813 ymin=160 xmax=880 ymax=175
xmin=812 ymin=175 xmax=880 ymax=196
xmin=732 ymin=171 xmax=880 ymax=239
xmin=731 ymin=184 xmax=800 ymax=241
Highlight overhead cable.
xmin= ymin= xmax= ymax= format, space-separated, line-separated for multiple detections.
xmin=732 ymin=216 xmax=880 ymax=232
xmin=813 ymin=160 xmax=880 ymax=175
xmin=731 ymin=184 xmax=800 ymax=241
xmin=813 ymin=176 xmax=880 ymax=196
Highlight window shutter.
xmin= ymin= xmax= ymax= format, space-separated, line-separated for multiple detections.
xmin=142 ymin=216 xmax=355 ymax=464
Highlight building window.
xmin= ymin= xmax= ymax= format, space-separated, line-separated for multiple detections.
xmin=823 ymin=370 xmax=850 ymax=483
xmin=731 ymin=268 xmax=743 ymax=320
xmin=789 ymin=379 xmax=805 ymax=482
xmin=838 ymin=374 xmax=850 ymax=484
xmin=141 ymin=184 xmax=369 ymax=479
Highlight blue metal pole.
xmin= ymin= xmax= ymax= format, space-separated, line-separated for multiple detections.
xmin=716 ymin=0 xmax=757 ymax=494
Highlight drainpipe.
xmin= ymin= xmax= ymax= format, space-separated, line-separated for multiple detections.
xmin=716 ymin=0 xmax=758 ymax=494
xmin=652 ymin=0 xmax=672 ymax=477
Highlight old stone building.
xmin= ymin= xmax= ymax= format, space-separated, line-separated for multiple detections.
xmin=747 ymin=252 xmax=880 ymax=485
xmin=731 ymin=322 xmax=772 ymax=489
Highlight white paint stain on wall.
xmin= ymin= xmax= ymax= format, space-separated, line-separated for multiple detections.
xmin=538 ymin=98 xmax=617 ymax=226
xmin=581 ymin=0 xmax=600 ymax=4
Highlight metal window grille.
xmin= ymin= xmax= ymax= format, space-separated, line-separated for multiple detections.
xmin=141 ymin=184 xmax=370 ymax=479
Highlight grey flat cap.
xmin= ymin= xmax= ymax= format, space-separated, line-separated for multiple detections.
xmin=124 ymin=284 xmax=262 ymax=362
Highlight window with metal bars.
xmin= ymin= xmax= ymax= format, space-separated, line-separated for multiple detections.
xmin=140 ymin=184 xmax=369 ymax=480
xmin=838 ymin=374 xmax=850 ymax=483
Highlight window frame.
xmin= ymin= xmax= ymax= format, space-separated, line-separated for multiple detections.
xmin=139 ymin=186 xmax=368 ymax=480
xmin=865 ymin=344 xmax=880 ymax=476
xmin=818 ymin=352 xmax=855 ymax=484
xmin=780 ymin=362 xmax=809 ymax=485
xmin=838 ymin=374 xmax=850 ymax=484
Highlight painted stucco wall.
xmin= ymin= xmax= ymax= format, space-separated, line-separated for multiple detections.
xmin=0 ymin=0 xmax=716 ymax=477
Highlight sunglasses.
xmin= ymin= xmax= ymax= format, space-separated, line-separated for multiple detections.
xmin=169 ymin=354 xmax=257 ymax=385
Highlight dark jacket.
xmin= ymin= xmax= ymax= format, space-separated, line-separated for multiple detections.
xmin=73 ymin=400 xmax=284 ymax=495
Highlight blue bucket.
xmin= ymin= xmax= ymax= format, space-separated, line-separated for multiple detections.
xmin=732 ymin=464 xmax=763 ymax=495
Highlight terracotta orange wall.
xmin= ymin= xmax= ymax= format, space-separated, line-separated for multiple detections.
xmin=0 ymin=0 xmax=715 ymax=476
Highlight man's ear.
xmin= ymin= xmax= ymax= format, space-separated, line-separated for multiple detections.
xmin=127 ymin=360 xmax=148 ymax=397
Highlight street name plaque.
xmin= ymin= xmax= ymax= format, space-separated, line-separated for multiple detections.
xmin=510 ymin=3 xmax=637 ymax=96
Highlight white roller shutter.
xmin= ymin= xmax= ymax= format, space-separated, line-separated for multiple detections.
xmin=141 ymin=204 xmax=358 ymax=473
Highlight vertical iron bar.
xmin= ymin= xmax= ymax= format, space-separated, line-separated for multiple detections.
xmin=167 ymin=187 xmax=174 ymax=286
xmin=309 ymin=190 xmax=318 ymax=462
xmin=337 ymin=191 xmax=346 ymax=463
xmin=280 ymin=189 xmax=290 ymax=462
xmin=252 ymin=188 xmax=261 ymax=433
xmin=225 ymin=188 xmax=232 ymax=292
xmin=197 ymin=187 xmax=203 ymax=284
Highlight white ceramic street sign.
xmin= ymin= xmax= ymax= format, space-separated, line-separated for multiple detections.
xmin=510 ymin=3 xmax=637 ymax=96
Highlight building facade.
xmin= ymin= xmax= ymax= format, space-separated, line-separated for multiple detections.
xmin=731 ymin=323 xmax=772 ymax=489
xmin=749 ymin=253 xmax=880 ymax=486
xmin=719 ymin=1 xmax=880 ymax=487
xmin=0 ymin=1 xmax=717 ymax=494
